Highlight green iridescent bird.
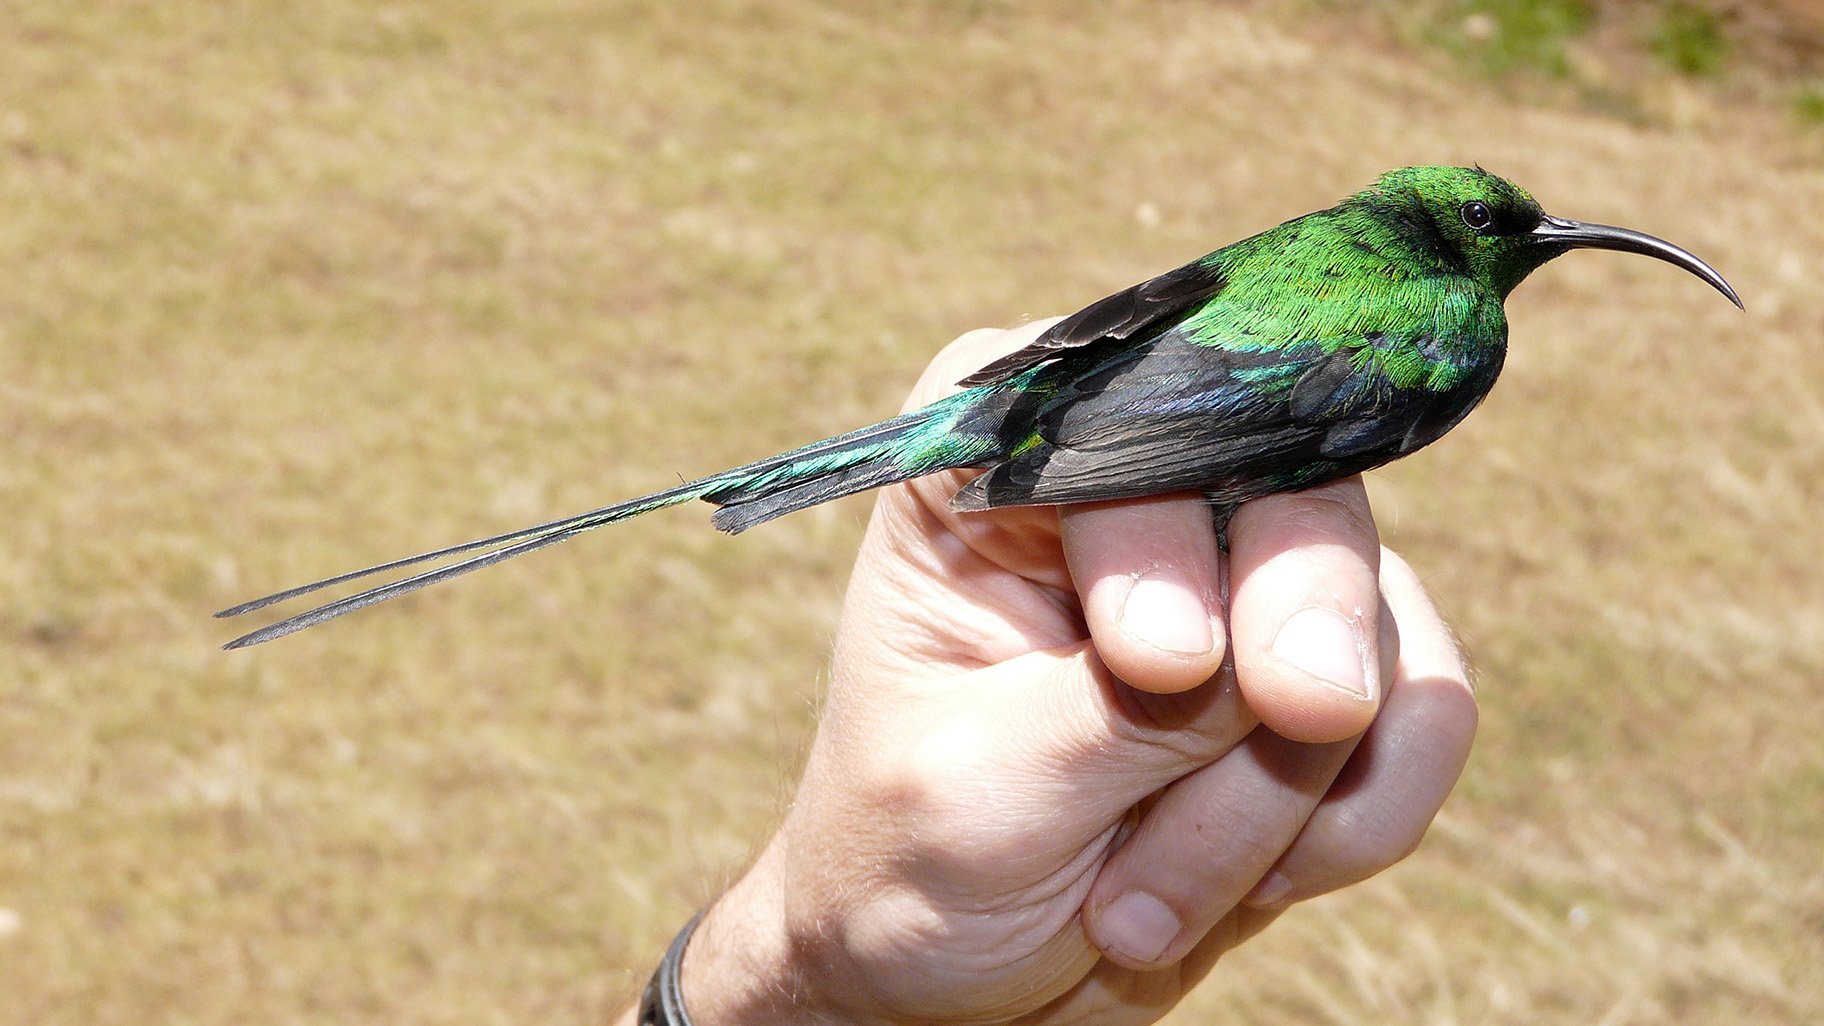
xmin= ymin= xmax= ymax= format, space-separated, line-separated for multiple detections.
xmin=219 ymin=166 xmax=1741 ymax=649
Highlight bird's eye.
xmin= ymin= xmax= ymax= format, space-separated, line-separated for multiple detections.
xmin=1460 ymin=200 xmax=1494 ymax=231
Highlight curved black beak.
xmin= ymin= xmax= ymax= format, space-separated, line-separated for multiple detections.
xmin=1529 ymin=215 xmax=1743 ymax=309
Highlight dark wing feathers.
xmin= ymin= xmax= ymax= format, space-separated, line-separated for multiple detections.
xmin=952 ymin=333 xmax=1416 ymax=512
xmin=1042 ymin=341 xmax=1283 ymax=446
xmin=1287 ymin=351 xmax=1365 ymax=419
xmin=951 ymin=421 xmax=1322 ymax=510
xmin=956 ymin=258 xmax=1226 ymax=388
xmin=1319 ymin=409 xmax=1410 ymax=458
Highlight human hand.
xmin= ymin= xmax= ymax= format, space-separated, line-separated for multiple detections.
xmin=642 ymin=321 xmax=1477 ymax=1025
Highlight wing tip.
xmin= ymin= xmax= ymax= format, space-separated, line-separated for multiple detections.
xmin=221 ymin=626 xmax=282 ymax=650
xmin=955 ymin=365 xmax=1009 ymax=389
xmin=948 ymin=479 xmax=992 ymax=512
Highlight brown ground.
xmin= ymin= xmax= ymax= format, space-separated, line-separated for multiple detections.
xmin=3 ymin=2 xmax=1820 ymax=1023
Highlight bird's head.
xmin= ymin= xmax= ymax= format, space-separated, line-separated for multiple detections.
xmin=1366 ymin=165 xmax=1741 ymax=308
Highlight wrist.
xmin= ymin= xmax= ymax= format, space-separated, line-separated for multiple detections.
xmin=672 ymin=844 xmax=852 ymax=1026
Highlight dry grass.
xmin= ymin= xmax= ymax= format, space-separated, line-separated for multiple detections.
xmin=2 ymin=1 xmax=1819 ymax=1023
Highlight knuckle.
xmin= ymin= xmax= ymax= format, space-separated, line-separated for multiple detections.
xmin=1378 ymin=545 xmax=1419 ymax=586
xmin=1282 ymin=488 xmax=1378 ymax=548
xmin=862 ymin=719 xmax=1001 ymax=847
xmin=1103 ymin=667 xmax=1253 ymax=766
xmin=1125 ymin=720 xmax=1220 ymax=771
xmin=1436 ymin=669 xmax=1480 ymax=719
xmin=1183 ymin=789 xmax=1303 ymax=870
xmin=1237 ymin=484 xmax=1379 ymax=562
xmin=859 ymin=733 xmax=960 ymax=816
xmin=1405 ymin=663 xmax=1479 ymax=723
xmin=873 ymin=721 xmax=1089 ymax=882
xmin=1328 ymin=800 xmax=1427 ymax=876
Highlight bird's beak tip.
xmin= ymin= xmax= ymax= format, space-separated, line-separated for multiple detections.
xmin=1532 ymin=216 xmax=1741 ymax=310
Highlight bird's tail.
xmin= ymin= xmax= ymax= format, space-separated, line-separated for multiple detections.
xmin=217 ymin=384 xmax=1017 ymax=649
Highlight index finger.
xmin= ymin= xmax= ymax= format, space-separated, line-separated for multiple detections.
xmin=1227 ymin=476 xmax=1388 ymax=743
xmin=1059 ymin=493 xmax=1229 ymax=695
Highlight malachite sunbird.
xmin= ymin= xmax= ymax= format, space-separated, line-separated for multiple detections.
xmin=219 ymin=165 xmax=1741 ymax=649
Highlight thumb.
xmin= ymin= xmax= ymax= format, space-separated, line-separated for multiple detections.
xmin=961 ymin=642 xmax=1260 ymax=829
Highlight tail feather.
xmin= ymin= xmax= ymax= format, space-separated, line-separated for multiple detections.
xmin=219 ymin=385 xmax=1015 ymax=648
xmin=710 ymin=387 xmax=1020 ymax=532
xmin=219 ymin=480 xmax=715 ymax=648
xmin=223 ymin=524 xmax=593 ymax=649
xmin=214 ymin=482 xmax=709 ymax=620
xmin=711 ymin=460 xmax=909 ymax=534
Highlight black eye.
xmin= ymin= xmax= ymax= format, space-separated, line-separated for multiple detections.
xmin=1460 ymin=200 xmax=1494 ymax=231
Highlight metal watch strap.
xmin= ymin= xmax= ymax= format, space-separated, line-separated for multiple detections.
xmin=637 ymin=910 xmax=705 ymax=1026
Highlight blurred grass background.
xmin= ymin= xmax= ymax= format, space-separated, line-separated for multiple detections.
xmin=3 ymin=0 xmax=1821 ymax=1022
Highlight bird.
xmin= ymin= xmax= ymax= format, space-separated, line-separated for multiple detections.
xmin=218 ymin=165 xmax=1741 ymax=649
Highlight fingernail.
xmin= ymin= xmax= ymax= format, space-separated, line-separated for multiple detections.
xmin=1121 ymin=575 xmax=1214 ymax=656
xmin=1272 ymin=607 xmax=1373 ymax=700
xmin=1245 ymin=871 xmax=1294 ymax=909
xmin=1098 ymin=890 xmax=1180 ymax=964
